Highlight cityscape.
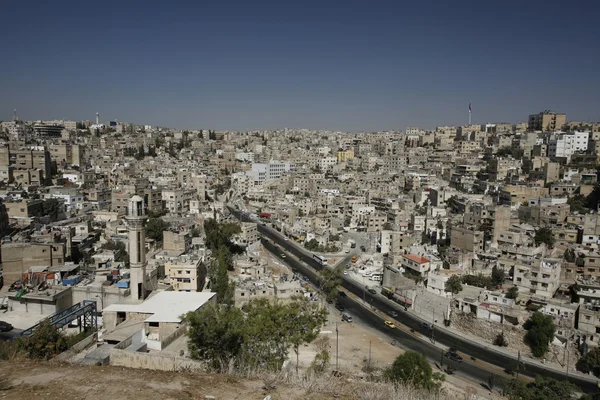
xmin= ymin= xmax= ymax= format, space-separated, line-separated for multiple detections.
xmin=2 ymin=1 xmax=600 ymax=400
xmin=1 ymin=111 xmax=600 ymax=399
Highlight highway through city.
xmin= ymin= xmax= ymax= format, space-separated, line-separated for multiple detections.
xmin=261 ymin=238 xmax=508 ymax=389
xmin=228 ymin=207 xmax=599 ymax=393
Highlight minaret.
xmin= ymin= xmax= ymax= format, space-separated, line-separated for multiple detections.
xmin=126 ymin=195 xmax=148 ymax=301
xmin=96 ymin=112 xmax=99 ymax=125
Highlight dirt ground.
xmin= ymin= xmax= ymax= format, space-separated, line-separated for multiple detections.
xmin=452 ymin=312 xmax=579 ymax=371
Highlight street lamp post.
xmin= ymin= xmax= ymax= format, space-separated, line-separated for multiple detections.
xmin=336 ymin=322 xmax=339 ymax=370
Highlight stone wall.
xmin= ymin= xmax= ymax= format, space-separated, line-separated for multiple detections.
xmin=110 ymin=348 xmax=204 ymax=371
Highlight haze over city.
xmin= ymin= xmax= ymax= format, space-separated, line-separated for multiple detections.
xmin=2 ymin=0 xmax=600 ymax=130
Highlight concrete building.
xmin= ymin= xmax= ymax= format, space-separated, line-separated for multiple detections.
xmin=449 ymin=225 xmax=484 ymax=252
xmin=513 ymin=258 xmax=561 ymax=300
xmin=528 ymin=111 xmax=566 ymax=131
xmin=162 ymin=231 xmax=190 ymax=255
xmin=165 ymin=257 xmax=205 ymax=292
xmin=401 ymin=253 xmax=432 ymax=277
xmin=233 ymin=222 xmax=258 ymax=246
xmin=102 ymin=291 xmax=216 ymax=350
xmin=547 ymin=131 xmax=588 ymax=160
xmin=162 ymin=189 xmax=195 ymax=213
xmin=1 ymin=242 xmax=66 ymax=286
xmin=245 ymin=160 xmax=293 ymax=185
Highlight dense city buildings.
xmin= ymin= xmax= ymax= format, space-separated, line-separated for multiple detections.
xmin=0 ymin=108 xmax=600 ymax=395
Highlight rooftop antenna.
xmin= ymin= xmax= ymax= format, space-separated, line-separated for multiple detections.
xmin=13 ymin=108 xmax=18 ymax=122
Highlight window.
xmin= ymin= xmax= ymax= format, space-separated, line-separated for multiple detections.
xmin=149 ymin=322 xmax=159 ymax=327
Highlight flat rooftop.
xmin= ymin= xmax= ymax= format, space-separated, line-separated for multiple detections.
xmin=103 ymin=291 xmax=216 ymax=323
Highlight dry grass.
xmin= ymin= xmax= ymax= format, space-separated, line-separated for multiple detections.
xmin=0 ymin=359 xmax=463 ymax=400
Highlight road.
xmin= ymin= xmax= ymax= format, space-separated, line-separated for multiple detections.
xmin=229 ymin=207 xmax=599 ymax=393
xmin=261 ymin=238 xmax=506 ymax=390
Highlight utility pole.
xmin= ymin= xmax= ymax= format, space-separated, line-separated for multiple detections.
xmin=368 ymin=340 xmax=372 ymax=371
xmin=336 ymin=322 xmax=339 ymax=370
xmin=431 ymin=310 xmax=435 ymax=343
xmin=517 ymin=350 xmax=521 ymax=378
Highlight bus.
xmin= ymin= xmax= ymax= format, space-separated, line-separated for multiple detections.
xmin=313 ymin=254 xmax=328 ymax=266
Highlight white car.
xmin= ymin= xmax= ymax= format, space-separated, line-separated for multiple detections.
xmin=343 ymin=271 xmax=348 ymax=276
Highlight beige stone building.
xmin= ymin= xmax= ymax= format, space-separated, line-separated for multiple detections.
xmin=528 ymin=111 xmax=566 ymax=131
xmin=449 ymin=225 xmax=484 ymax=252
xmin=1 ymin=242 xmax=66 ymax=285
xmin=165 ymin=257 xmax=205 ymax=292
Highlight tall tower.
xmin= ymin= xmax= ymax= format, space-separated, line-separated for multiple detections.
xmin=96 ymin=112 xmax=99 ymax=125
xmin=126 ymin=195 xmax=148 ymax=301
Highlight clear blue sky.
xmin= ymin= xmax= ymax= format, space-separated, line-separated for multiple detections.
xmin=1 ymin=0 xmax=599 ymax=131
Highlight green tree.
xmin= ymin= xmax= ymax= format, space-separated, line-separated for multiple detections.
xmin=101 ymin=240 xmax=129 ymax=265
xmin=191 ymin=227 xmax=201 ymax=238
xmin=385 ymin=351 xmax=444 ymax=390
xmin=491 ymin=266 xmax=505 ymax=286
xmin=567 ymin=194 xmax=588 ymax=214
xmin=185 ymin=303 xmax=245 ymax=371
xmin=145 ymin=217 xmax=170 ymax=241
xmin=203 ymin=219 xmax=241 ymax=251
xmin=524 ymin=312 xmax=556 ymax=357
xmin=585 ymin=184 xmax=600 ymax=210
xmin=445 ymin=275 xmax=463 ymax=295
xmin=576 ymin=346 xmax=600 ymax=376
xmin=42 ymin=198 xmax=60 ymax=221
xmin=506 ymin=286 xmax=519 ymax=300
xmin=184 ymin=297 xmax=327 ymax=373
xmin=503 ymin=375 xmax=577 ymax=400
xmin=493 ymin=332 xmax=508 ymax=347
xmin=211 ymin=245 xmax=234 ymax=304
xmin=285 ymin=298 xmax=328 ymax=374
xmin=320 ymin=265 xmax=343 ymax=302
xmin=304 ymin=238 xmax=320 ymax=252
xmin=534 ymin=227 xmax=555 ymax=248
xmin=18 ymin=319 xmax=68 ymax=360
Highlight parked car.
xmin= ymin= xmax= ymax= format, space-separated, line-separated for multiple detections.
xmin=337 ymin=290 xmax=347 ymax=298
xmin=335 ymin=303 xmax=345 ymax=312
xmin=388 ymin=310 xmax=399 ymax=318
xmin=421 ymin=322 xmax=433 ymax=330
xmin=342 ymin=313 xmax=353 ymax=323
xmin=368 ymin=288 xmax=377 ymax=295
xmin=280 ymin=254 xmax=286 ymax=259
xmin=445 ymin=352 xmax=463 ymax=362
xmin=0 ymin=321 xmax=13 ymax=332
xmin=384 ymin=320 xmax=396 ymax=329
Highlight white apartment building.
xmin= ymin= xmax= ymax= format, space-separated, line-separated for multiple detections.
xmin=318 ymin=157 xmax=337 ymax=171
xmin=246 ymin=160 xmax=293 ymax=185
xmin=235 ymin=152 xmax=255 ymax=162
xmin=548 ymin=131 xmax=589 ymax=159
xmin=426 ymin=272 xmax=451 ymax=298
